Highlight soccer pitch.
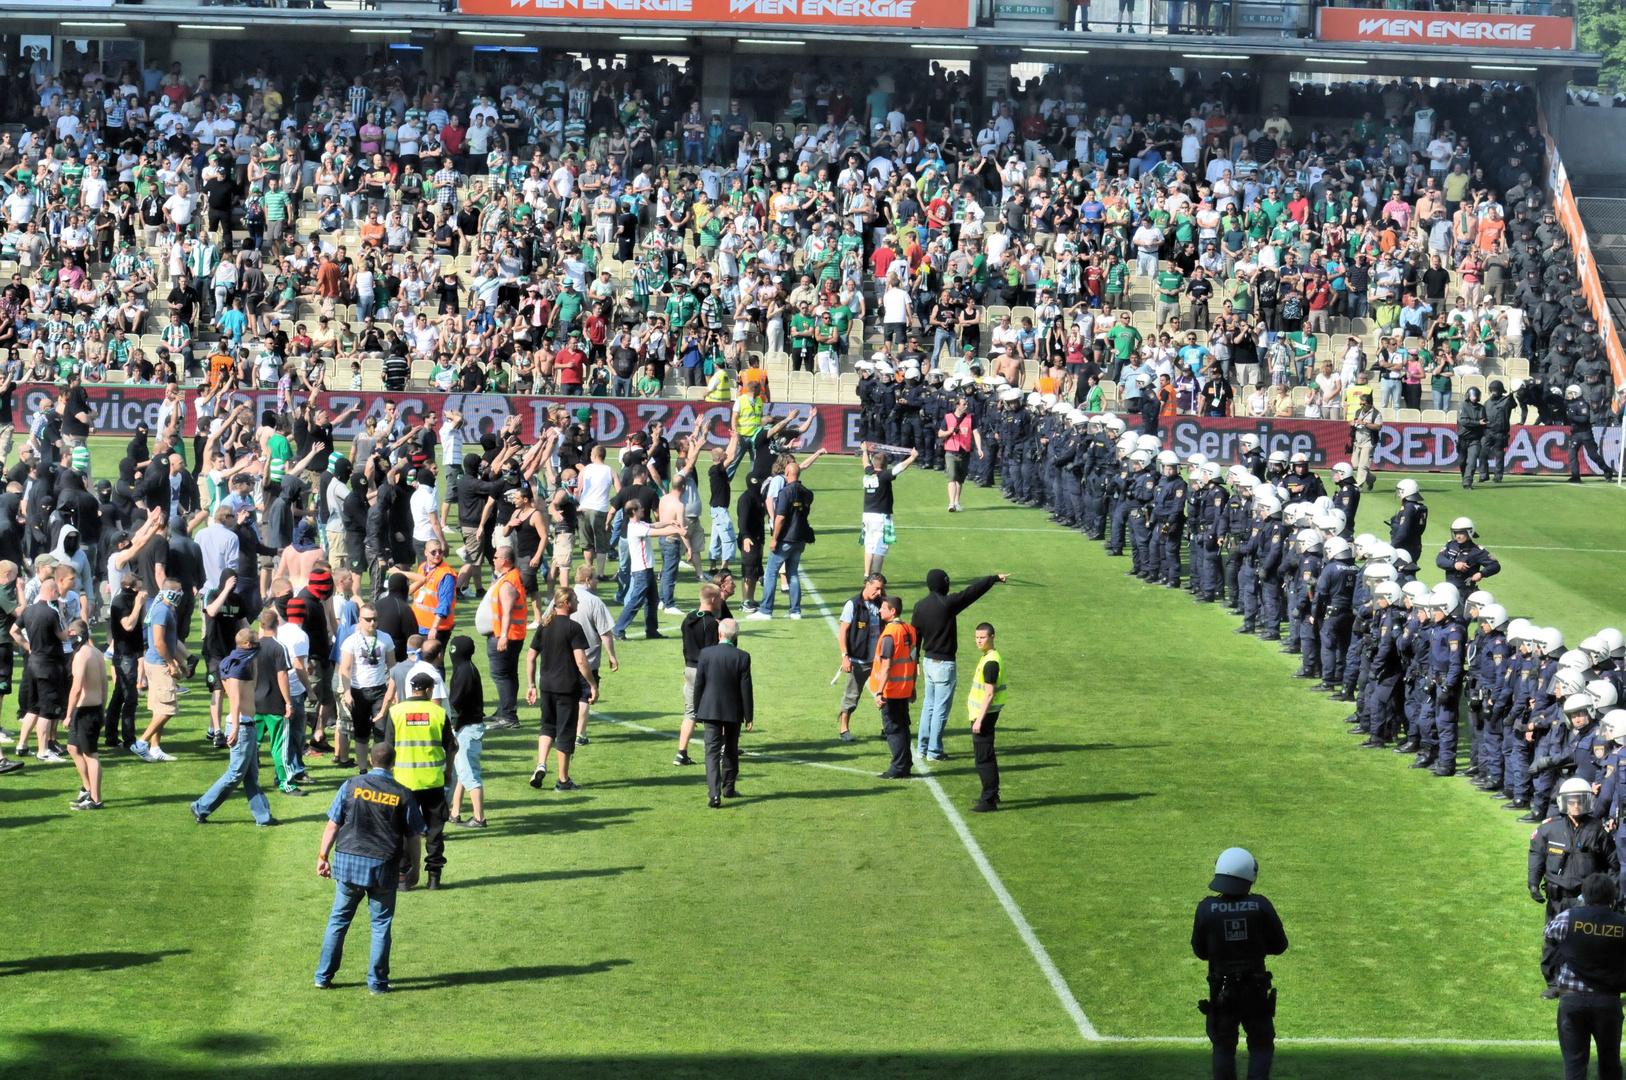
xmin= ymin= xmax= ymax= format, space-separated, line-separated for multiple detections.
xmin=2 ymin=444 xmax=1623 ymax=1080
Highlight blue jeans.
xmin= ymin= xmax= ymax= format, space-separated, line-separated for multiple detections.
xmin=1432 ymin=389 xmax=1452 ymax=412
xmin=759 ymin=541 xmax=804 ymax=616
xmin=191 ymin=721 xmax=273 ymax=824
xmin=613 ymin=375 xmax=635 ymax=397
xmin=612 ymin=535 xmax=631 ymax=604
xmin=708 ymin=505 xmax=737 ymax=562
xmin=614 ymin=568 xmax=658 ymax=636
xmin=659 ymin=536 xmax=682 ymax=608
xmin=918 ymin=658 xmax=957 ymax=757
xmin=315 ymin=879 xmax=397 ymax=990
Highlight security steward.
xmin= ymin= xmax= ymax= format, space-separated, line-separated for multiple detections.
xmin=869 ymin=594 xmax=918 ymax=780
xmin=407 ymin=539 xmax=458 ymax=648
xmin=967 ymin=621 xmax=1006 ymax=813
xmin=1532 ymin=777 xmax=1620 ymax=930
xmin=1192 ymin=847 xmax=1289 ymax=1080
xmin=1544 ymin=872 xmax=1626 ymax=1080
xmin=838 ymin=573 xmax=885 ymax=742
xmin=313 ymin=742 xmax=427 ymax=994
xmin=386 ymin=672 xmax=456 ymax=891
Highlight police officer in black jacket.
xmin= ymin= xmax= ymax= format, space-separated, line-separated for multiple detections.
xmin=1531 ymin=777 xmax=1620 ymax=923
xmin=1565 ymin=384 xmax=1619 ymax=483
xmin=1544 ymin=872 xmax=1626 ymax=1079
xmin=1457 ymin=387 xmax=1488 ymax=489
xmin=1481 ymin=380 xmax=1514 ymax=484
xmin=1436 ymin=517 xmax=1501 ymax=598
xmin=1193 ymin=847 xmax=1289 ymax=1080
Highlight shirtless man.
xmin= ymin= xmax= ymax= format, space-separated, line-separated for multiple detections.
xmin=275 ymin=520 xmax=325 ymax=594
xmin=655 ymin=436 xmax=704 ymax=616
xmin=64 ymin=618 xmax=108 ymax=810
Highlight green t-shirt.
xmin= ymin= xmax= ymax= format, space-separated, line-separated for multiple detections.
xmin=1156 ymin=269 xmax=1185 ymax=303
xmin=1106 ymin=324 xmax=1142 ymax=360
xmin=790 ymin=312 xmax=815 ymax=347
xmin=664 ymin=293 xmax=699 ymax=328
xmin=555 ymin=290 xmax=584 ymax=325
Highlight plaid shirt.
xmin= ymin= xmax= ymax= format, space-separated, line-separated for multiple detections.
xmin=1545 ymin=908 xmax=1606 ymax=994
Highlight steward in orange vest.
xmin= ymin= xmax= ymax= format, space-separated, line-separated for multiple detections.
xmin=407 ymin=542 xmax=458 ymax=643
xmin=868 ymin=595 xmax=918 ymax=779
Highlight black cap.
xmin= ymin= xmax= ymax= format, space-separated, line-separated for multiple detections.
xmin=409 ymin=672 xmax=436 ymax=692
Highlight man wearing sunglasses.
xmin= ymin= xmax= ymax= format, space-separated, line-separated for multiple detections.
xmin=337 ymin=605 xmax=394 ymax=774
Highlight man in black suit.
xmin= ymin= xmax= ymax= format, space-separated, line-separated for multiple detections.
xmin=692 ymin=618 xmax=753 ymax=808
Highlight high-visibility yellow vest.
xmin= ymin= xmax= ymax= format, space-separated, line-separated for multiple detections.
xmin=736 ymin=393 xmax=765 ymax=437
xmin=967 ymin=648 xmax=1007 ymax=718
xmin=705 ymin=367 xmax=734 ymax=402
xmin=388 ymin=698 xmax=447 ymax=790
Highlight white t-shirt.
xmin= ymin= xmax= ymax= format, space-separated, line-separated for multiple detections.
xmin=407 ymin=659 xmax=448 ymax=708
xmin=410 ymin=485 xmax=439 ymax=542
xmin=626 ymin=520 xmax=654 ymax=572
xmin=277 ymin=623 xmax=310 ymax=697
xmin=881 ymin=286 xmax=911 ymax=323
xmin=341 ymin=629 xmax=394 ymax=688
xmin=578 ymin=461 xmax=615 ymax=512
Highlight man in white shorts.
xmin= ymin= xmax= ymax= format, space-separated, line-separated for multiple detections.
xmin=860 ymin=444 xmax=917 ymax=577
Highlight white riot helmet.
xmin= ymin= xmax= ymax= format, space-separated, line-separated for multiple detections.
xmin=1354 ymin=532 xmax=1378 ymax=552
xmin=1392 ymin=547 xmax=1413 ymax=566
xmin=1479 ymin=603 xmax=1509 ymax=630
xmin=1541 ymin=627 xmax=1567 ymax=656
xmin=1254 ymin=492 xmax=1283 ymax=518
xmin=1103 ymin=415 xmax=1126 ymax=434
xmin=1202 ymin=463 xmax=1224 ymax=483
xmin=1581 ymin=636 xmax=1608 ymax=665
xmin=1553 ymin=668 xmax=1590 ymax=699
xmin=1558 ymin=776 xmax=1596 ymax=817
xmin=1374 ymin=581 xmax=1404 ymax=604
xmin=1564 ymin=693 xmax=1598 ymax=721
xmin=1290 ymin=452 xmax=1310 ymax=465
xmin=1598 ymin=628 xmax=1625 ymax=659
xmin=1396 ymin=478 xmax=1421 ymax=501
xmin=1267 ymin=449 xmax=1289 ymax=466
xmin=1027 ymin=392 xmax=1044 ymax=408
xmin=875 ymin=361 xmax=894 ymax=376
xmin=1117 ymin=433 xmax=1139 ymax=455
xmin=1188 ymin=452 xmax=1210 ymax=468
xmin=1211 ymin=847 xmax=1259 ymax=893
xmin=1157 ymin=450 xmax=1180 ymax=468
xmin=1450 ymin=516 xmax=1476 ymax=537
xmin=1318 ymin=510 xmax=1347 ymax=535
xmin=1559 ymin=649 xmax=1594 ymax=673
xmin=1324 ymin=536 xmax=1353 ymax=560
xmin=1466 ymin=590 xmax=1495 ymax=613
xmin=1587 ymin=680 xmax=1620 ymax=711
xmin=1297 ymin=528 xmax=1324 ymax=554
xmin=1239 ymin=434 xmax=1261 ymax=452
xmin=999 ymin=386 xmax=1023 ymax=403
xmin=1401 ymin=581 xmax=1432 ymax=604
xmin=1313 ymin=495 xmax=1334 ymax=513
xmin=1137 ymin=435 xmax=1162 ymax=454
xmin=1507 ymin=618 xmax=1536 ymax=645
xmin=1367 ymin=541 xmax=1395 ymax=563
xmin=1602 ymin=709 xmax=1626 ymax=743
xmin=1364 ymin=562 xmax=1397 ymax=583
xmin=1130 ymin=450 xmax=1153 ymax=467
xmin=1431 ymin=582 xmax=1461 ymax=613
xmin=1331 ymin=462 xmax=1354 ymax=481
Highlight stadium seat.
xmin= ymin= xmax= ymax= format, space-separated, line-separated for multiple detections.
xmin=1421 ymin=409 xmax=1447 ymax=422
xmin=1396 ymin=409 xmax=1422 ymax=422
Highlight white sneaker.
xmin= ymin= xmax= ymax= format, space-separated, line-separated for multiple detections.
xmin=661 ymin=606 xmax=685 ymax=616
xmin=787 ymin=612 xmax=803 ymax=620
xmin=149 ymin=748 xmax=177 ymax=762
xmin=746 ymin=611 xmax=773 ymax=621
xmin=131 ymin=740 xmax=152 ymax=761
xmin=35 ymin=749 xmax=65 ymax=763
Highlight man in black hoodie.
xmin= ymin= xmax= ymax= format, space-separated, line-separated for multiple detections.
xmin=911 ymin=568 xmax=1008 ymax=761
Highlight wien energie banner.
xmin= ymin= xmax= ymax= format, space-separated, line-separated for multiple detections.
xmin=458 ymin=0 xmax=969 ymax=28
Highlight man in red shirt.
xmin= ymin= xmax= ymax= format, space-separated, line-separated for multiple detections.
xmin=870 ymin=239 xmax=899 ymax=283
xmin=316 ymin=255 xmax=344 ymax=319
xmin=555 ymin=331 xmax=586 ymax=393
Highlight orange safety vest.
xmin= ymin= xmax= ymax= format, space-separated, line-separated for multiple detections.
xmin=1036 ymin=375 xmax=1061 ymax=396
xmin=488 ymin=568 xmax=528 ymax=642
xmin=868 ymin=621 xmax=919 ymax=700
xmin=410 ymin=561 xmax=457 ymax=633
xmin=741 ymin=366 xmax=769 ymax=400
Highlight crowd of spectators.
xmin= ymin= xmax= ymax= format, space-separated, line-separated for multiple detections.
xmin=0 ymin=47 xmax=1618 ymax=429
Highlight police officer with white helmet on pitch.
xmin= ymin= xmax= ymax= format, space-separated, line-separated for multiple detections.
xmin=1192 ymin=847 xmax=1289 ymax=1080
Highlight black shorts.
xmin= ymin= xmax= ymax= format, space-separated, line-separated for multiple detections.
xmin=350 ymin=684 xmax=388 ymax=740
xmin=68 ymin=705 xmax=104 ymax=754
xmin=577 ymin=673 xmax=594 ymax=704
xmin=206 ymin=655 xmax=224 ymax=692
xmin=539 ymin=690 xmax=578 ymax=754
xmin=741 ymin=542 xmax=764 ymax=584
xmin=0 ymin=642 xmax=12 ymax=695
xmin=25 ymin=663 xmax=64 ymax=719
xmin=519 ymin=567 xmax=540 ymax=600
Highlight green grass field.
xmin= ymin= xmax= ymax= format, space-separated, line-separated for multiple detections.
xmin=1 ymin=441 xmax=1623 ymax=1080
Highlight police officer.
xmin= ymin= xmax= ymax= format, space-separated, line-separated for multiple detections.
xmin=1387 ymin=479 xmax=1427 ymax=563
xmin=1481 ymin=380 xmax=1514 ymax=484
xmin=1468 ymin=600 xmax=1513 ymax=794
xmin=313 ymin=742 xmax=428 ymax=993
xmin=1437 ymin=518 xmax=1501 ymax=598
xmin=1530 ymin=776 xmax=1619 ymax=923
xmin=1253 ymin=491 xmax=1287 ymax=642
xmin=1288 ymin=527 xmax=1323 ymax=676
xmin=1328 ymin=462 xmax=1359 ymax=539
xmin=1457 ymin=387 xmax=1488 ymax=489
xmin=1283 ymin=454 xmax=1325 ymax=503
xmin=1195 ymin=463 xmax=1230 ymax=604
xmin=385 ymin=671 xmax=455 ymax=890
xmin=1423 ymin=583 xmax=1467 ymax=777
xmin=1151 ymin=450 xmax=1187 ymax=588
xmin=1542 ymin=871 xmax=1626 ymax=1077
xmin=1360 ymin=580 xmax=1408 ymax=749
xmin=1313 ymin=536 xmax=1357 ymax=695
xmin=1192 ymin=847 xmax=1289 ymax=1080
xmin=1238 ymin=433 xmax=1265 ymax=481
xmin=1566 ymin=384 xmax=1619 ymax=483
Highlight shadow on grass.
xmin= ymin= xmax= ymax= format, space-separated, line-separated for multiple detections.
xmin=994 ymin=792 xmax=1157 ymax=810
xmin=496 ymin=806 xmax=651 ymax=836
xmin=0 ymin=950 xmax=189 ymax=977
xmin=391 ymin=958 xmax=632 ymax=990
xmin=449 ymin=866 xmax=644 ymax=889
xmin=184 ymin=1034 xmax=275 ymax=1056
xmin=0 ymin=815 xmax=65 ymax=830
xmin=0 ymin=1032 xmax=1556 ymax=1080
xmin=733 ymin=786 xmax=890 ymax=805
